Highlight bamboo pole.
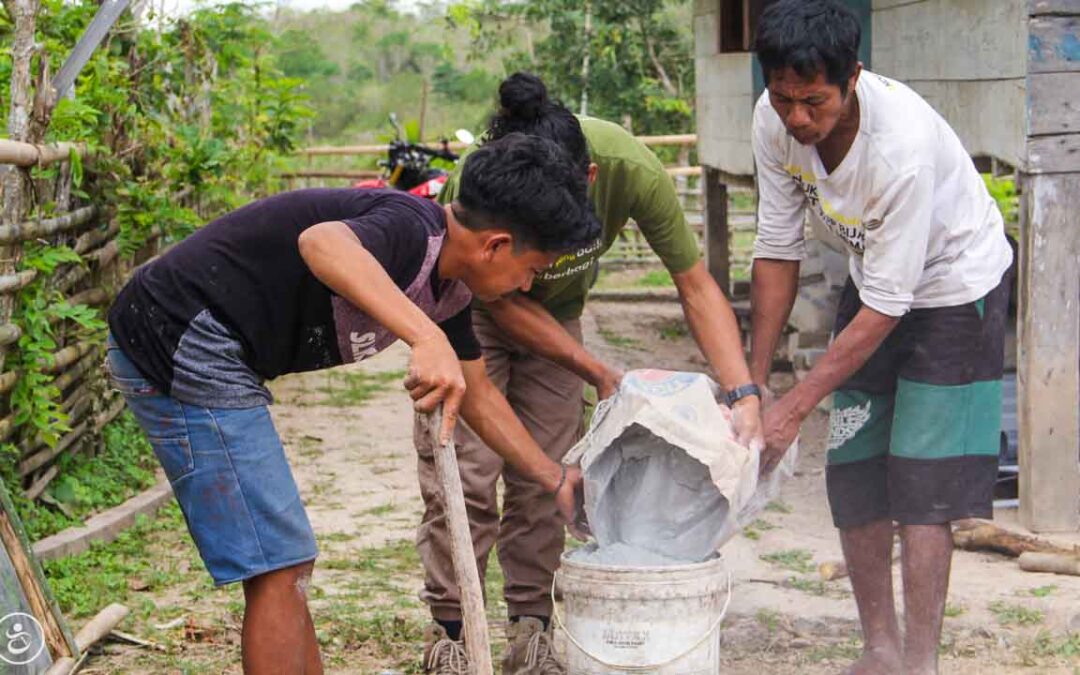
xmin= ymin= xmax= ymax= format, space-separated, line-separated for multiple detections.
xmin=297 ymin=134 xmax=698 ymax=157
xmin=0 ymin=269 xmax=38 ymax=294
xmin=0 ymin=205 xmax=96 ymax=243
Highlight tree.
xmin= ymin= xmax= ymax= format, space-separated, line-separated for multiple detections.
xmin=449 ymin=0 xmax=695 ymax=134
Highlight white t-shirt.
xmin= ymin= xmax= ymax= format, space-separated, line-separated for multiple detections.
xmin=752 ymin=70 xmax=1013 ymax=317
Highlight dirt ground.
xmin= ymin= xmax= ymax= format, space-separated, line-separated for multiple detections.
xmin=77 ymin=298 xmax=1079 ymax=674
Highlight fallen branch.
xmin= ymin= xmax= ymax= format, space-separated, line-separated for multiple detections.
xmin=952 ymin=519 xmax=1075 ymax=557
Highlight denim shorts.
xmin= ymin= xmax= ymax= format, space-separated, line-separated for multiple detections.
xmin=106 ymin=336 xmax=317 ymax=585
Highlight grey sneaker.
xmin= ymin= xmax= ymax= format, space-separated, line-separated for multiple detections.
xmin=502 ymin=617 xmax=566 ymax=675
xmin=423 ymin=623 xmax=470 ymax=675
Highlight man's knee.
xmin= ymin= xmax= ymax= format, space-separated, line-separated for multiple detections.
xmin=244 ymin=561 xmax=316 ymax=598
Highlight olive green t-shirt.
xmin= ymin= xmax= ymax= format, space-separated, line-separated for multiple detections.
xmin=439 ymin=116 xmax=701 ymax=321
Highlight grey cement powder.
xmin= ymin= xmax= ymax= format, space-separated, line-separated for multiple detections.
xmin=569 ymin=424 xmax=731 ymax=567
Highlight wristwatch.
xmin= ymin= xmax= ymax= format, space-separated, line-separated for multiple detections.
xmin=724 ymin=383 xmax=761 ymax=407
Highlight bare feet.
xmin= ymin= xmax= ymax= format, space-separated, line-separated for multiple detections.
xmin=843 ymin=646 xmax=902 ymax=675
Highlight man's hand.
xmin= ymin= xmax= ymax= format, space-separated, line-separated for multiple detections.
xmin=731 ymin=396 xmax=764 ymax=452
xmin=555 ymin=465 xmax=588 ymax=540
xmin=760 ymin=390 xmax=804 ymax=475
xmin=404 ymin=331 xmax=466 ymax=444
xmin=595 ymin=366 xmax=623 ymax=400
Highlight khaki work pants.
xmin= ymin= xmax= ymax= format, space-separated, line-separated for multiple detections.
xmin=415 ymin=309 xmax=584 ymax=620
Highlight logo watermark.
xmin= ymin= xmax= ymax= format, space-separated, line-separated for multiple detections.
xmin=0 ymin=612 xmax=46 ymax=666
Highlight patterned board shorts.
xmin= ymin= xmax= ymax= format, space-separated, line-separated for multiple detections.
xmin=825 ymin=272 xmax=1011 ymax=528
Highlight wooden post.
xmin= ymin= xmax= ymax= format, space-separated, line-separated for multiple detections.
xmin=703 ymin=166 xmax=731 ymax=295
xmin=1018 ymin=173 xmax=1080 ymax=532
xmin=1018 ymin=3 xmax=1080 ymax=532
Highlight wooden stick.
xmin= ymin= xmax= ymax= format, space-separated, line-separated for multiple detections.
xmin=427 ymin=409 xmax=492 ymax=674
xmin=44 ymin=656 xmax=77 ymax=675
xmin=1018 ymin=551 xmax=1080 ymax=576
xmin=951 ymin=519 xmax=1075 ymax=557
xmin=75 ymin=603 xmax=130 ymax=652
xmin=108 ymin=629 xmax=166 ymax=651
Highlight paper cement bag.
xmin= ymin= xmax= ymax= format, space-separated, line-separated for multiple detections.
xmin=564 ymin=369 xmax=797 ymax=564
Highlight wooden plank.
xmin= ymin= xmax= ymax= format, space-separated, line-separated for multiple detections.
xmin=1030 ymin=0 xmax=1080 ymax=16
xmin=1018 ymin=173 xmax=1080 ymax=532
xmin=704 ymin=167 xmax=731 ymax=295
xmin=1027 ymin=133 xmax=1080 ymax=173
xmin=1028 ymin=16 xmax=1080 ymax=73
xmin=1027 ymin=72 xmax=1080 ymax=136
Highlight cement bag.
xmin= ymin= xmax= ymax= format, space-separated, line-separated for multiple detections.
xmin=564 ymin=369 xmax=796 ymax=565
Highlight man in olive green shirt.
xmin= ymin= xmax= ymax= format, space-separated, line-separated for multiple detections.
xmin=415 ymin=91 xmax=761 ymax=670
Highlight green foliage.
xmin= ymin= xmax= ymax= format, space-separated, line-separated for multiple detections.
xmin=983 ymin=174 xmax=1019 ymax=226
xmin=2 ymin=0 xmax=309 ymax=531
xmin=9 ymin=412 xmax=158 ymax=541
xmin=452 ymin=0 xmax=695 ymax=134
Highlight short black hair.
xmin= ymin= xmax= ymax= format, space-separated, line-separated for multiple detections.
xmin=455 ymin=132 xmax=600 ymax=254
xmin=753 ymin=0 xmax=861 ymax=94
xmin=487 ymin=72 xmax=591 ymax=173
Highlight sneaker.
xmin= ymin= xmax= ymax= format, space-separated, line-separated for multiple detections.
xmin=502 ymin=617 xmax=566 ymax=675
xmin=422 ymin=623 xmax=470 ymax=675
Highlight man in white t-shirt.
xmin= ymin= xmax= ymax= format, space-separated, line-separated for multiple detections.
xmin=748 ymin=2 xmax=1013 ymax=673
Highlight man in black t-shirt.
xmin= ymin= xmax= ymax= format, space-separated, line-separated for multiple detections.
xmin=106 ymin=133 xmax=599 ymax=674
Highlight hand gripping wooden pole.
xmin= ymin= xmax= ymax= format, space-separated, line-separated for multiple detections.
xmin=428 ymin=408 xmax=493 ymax=674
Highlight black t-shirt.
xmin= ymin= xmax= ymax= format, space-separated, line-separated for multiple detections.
xmin=109 ymin=189 xmax=480 ymax=396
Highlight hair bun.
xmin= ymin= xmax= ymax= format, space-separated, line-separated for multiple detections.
xmin=498 ymin=72 xmax=549 ymax=121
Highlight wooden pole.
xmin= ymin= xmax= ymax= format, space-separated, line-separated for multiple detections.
xmin=426 ymin=409 xmax=492 ymax=674
xmin=703 ymin=166 xmax=731 ymax=295
xmin=1018 ymin=172 xmax=1080 ymax=532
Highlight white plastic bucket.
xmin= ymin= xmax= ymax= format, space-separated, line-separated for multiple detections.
xmin=554 ymin=552 xmax=731 ymax=674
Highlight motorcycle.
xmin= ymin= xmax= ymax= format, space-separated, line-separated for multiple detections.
xmin=354 ymin=113 xmax=475 ymax=199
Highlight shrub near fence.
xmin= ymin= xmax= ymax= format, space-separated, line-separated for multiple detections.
xmin=0 ymin=0 xmax=309 ymax=531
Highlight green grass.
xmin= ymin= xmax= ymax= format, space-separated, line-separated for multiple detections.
xmin=944 ymin=603 xmax=965 ymax=618
xmin=989 ymin=601 xmax=1044 ymax=626
xmin=765 ymin=500 xmax=793 ymax=514
xmin=760 ymin=548 xmax=816 ymax=575
xmin=43 ymin=502 xmax=206 ymax=621
xmin=635 ymin=268 xmax=674 ymax=288
xmin=316 ymin=369 xmax=406 ymax=407
xmin=741 ymin=518 xmax=776 ymax=541
xmin=362 ymin=503 xmax=397 ymax=517
xmin=1029 ymin=585 xmax=1057 ymax=598
xmin=598 ymin=327 xmax=641 ymax=349
xmin=756 ymin=608 xmax=781 ymax=633
xmin=658 ymin=318 xmax=689 ymax=341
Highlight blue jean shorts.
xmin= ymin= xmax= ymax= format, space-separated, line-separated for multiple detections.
xmin=106 ymin=336 xmax=317 ymax=585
